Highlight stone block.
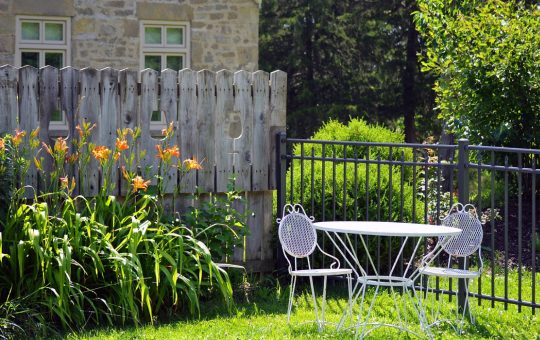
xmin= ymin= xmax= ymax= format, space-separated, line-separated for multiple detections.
xmin=137 ymin=3 xmax=193 ymax=21
xmin=12 ymin=0 xmax=76 ymax=16
xmin=0 ymin=35 xmax=14 ymax=53
xmin=122 ymin=19 xmax=138 ymax=38
xmin=210 ymin=13 xmax=224 ymax=20
xmin=0 ymin=16 xmax=14 ymax=35
xmin=73 ymin=18 xmax=96 ymax=36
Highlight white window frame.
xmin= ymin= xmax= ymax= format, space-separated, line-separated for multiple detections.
xmin=16 ymin=16 xmax=71 ymax=136
xmin=140 ymin=20 xmax=190 ymax=132
xmin=15 ymin=16 xmax=71 ymax=68
xmin=140 ymin=20 xmax=191 ymax=72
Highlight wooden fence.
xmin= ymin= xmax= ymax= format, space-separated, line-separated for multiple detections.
xmin=0 ymin=65 xmax=287 ymax=272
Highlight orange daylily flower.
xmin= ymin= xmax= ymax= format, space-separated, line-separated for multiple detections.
xmin=60 ymin=176 xmax=69 ymax=189
xmin=76 ymin=125 xmax=84 ymax=138
xmin=92 ymin=145 xmax=111 ymax=163
xmin=156 ymin=145 xmax=180 ymax=162
xmin=161 ymin=122 xmax=174 ymax=137
xmin=183 ymin=158 xmax=203 ymax=171
xmin=34 ymin=157 xmax=43 ymax=171
xmin=13 ymin=129 xmax=26 ymax=147
xmin=132 ymin=175 xmax=151 ymax=192
xmin=121 ymin=165 xmax=129 ymax=180
xmin=42 ymin=142 xmax=53 ymax=156
xmin=67 ymin=153 xmax=79 ymax=163
xmin=115 ymin=138 xmax=129 ymax=151
xmin=54 ymin=137 xmax=69 ymax=154
xmin=70 ymin=177 xmax=76 ymax=193
xmin=0 ymin=138 xmax=5 ymax=151
xmin=29 ymin=128 xmax=40 ymax=148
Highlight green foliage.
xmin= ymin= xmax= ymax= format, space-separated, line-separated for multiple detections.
xmin=260 ymin=0 xmax=436 ymax=140
xmin=0 ymin=127 xmax=240 ymax=336
xmin=0 ymin=138 xmax=14 ymax=225
xmin=415 ymin=0 xmax=540 ymax=148
xmin=287 ymin=119 xmax=421 ymax=223
xmin=0 ymin=192 xmax=233 ymax=333
xmin=182 ymin=188 xmax=249 ymax=262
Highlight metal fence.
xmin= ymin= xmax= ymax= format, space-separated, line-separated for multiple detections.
xmin=276 ymin=132 xmax=540 ymax=314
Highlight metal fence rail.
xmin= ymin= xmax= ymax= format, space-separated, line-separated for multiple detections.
xmin=276 ymin=132 xmax=540 ymax=314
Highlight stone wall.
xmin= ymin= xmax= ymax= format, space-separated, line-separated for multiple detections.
xmin=0 ymin=0 xmax=259 ymax=71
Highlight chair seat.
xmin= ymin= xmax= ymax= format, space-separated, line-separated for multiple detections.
xmin=421 ymin=266 xmax=481 ymax=279
xmin=291 ymin=268 xmax=353 ymax=277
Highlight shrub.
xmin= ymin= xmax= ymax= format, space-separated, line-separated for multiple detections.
xmin=287 ymin=118 xmax=420 ymax=222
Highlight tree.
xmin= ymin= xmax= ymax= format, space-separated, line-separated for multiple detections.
xmin=415 ymin=0 xmax=540 ymax=149
xmin=260 ymin=0 xmax=436 ymax=140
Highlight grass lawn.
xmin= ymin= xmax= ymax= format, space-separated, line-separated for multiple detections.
xmin=69 ymin=271 xmax=540 ymax=340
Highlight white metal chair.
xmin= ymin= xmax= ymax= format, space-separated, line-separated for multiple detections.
xmin=277 ymin=204 xmax=353 ymax=331
xmin=420 ymin=203 xmax=483 ymax=334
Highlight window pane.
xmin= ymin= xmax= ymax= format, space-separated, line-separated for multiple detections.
xmin=45 ymin=23 xmax=63 ymax=41
xmin=45 ymin=52 xmax=63 ymax=68
xmin=144 ymin=27 xmax=161 ymax=44
xmin=166 ymin=55 xmax=183 ymax=71
xmin=151 ymin=110 xmax=162 ymax=122
xmin=166 ymin=27 xmax=183 ymax=45
xmin=144 ymin=55 xmax=161 ymax=71
xmin=51 ymin=110 xmax=63 ymax=122
xmin=21 ymin=51 xmax=39 ymax=67
xmin=21 ymin=22 xmax=40 ymax=40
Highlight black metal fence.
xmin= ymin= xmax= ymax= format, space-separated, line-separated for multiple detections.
xmin=276 ymin=132 xmax=540 ymax=314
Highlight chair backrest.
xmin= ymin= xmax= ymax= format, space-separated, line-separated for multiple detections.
xmin=277 ymin=204 xmax=317 ymax=259
xmin=441 ymin=203 xmax=483 ymax=257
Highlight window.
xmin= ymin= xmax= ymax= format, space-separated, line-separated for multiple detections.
xmin=16 ymin=17 xmax=71 ymax=134
xmin=16 ymin=16 xmax=70 ymax=69
xmin=140 ymin=21 xmax=190 ymax=72
xmin=140 ymin=21 xmax=190 ymax=129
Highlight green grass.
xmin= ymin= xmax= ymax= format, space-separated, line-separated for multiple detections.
xmin=68 ymin=270 xmax=540 ymax=340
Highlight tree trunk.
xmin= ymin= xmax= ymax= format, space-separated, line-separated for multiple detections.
xmin=403 ymin=8 xmax=418 ymax=143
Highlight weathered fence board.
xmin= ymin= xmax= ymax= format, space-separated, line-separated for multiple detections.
xmin=79 ymin=68 xmax=100 ymax=196
xmin=252 ymin=71 xmax=270 ymax=191
xmin=0 ymin=66 xmax=287 ymax=273
xmin=215 ymin=70 xmax=235 ymax=192
xmin=196 ymin=70 xmax=216 ymax=192
xmin=160 ymin=69 xmax=179 ymax=197
xmin=18 ymin=66 xmax=39 ymax=196
xmin=139 ymin=68 xmax=159 ymax=187
xmin=233 ymin=70 xmax=253 ymax=191
xmin=100 ymin=68 xmax=119 ymax=194
xmin=60 ymin=67 xmax=80 ymax=189
xmin=178 ymin=68 xmax=197 ymax=193
xmin=269 ymin=70 xmax=287 ymax=190
xmin=118 ymin=68 xmax=138 ymax=195
xmin=0 ymin=65 xmax=17 ymax=135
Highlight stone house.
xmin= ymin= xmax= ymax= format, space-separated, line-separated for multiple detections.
xmin=0 ymin=0 xmax=260 ymax=71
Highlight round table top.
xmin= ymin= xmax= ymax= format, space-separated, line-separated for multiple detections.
xmin=313 ymin=221 xmax=461 ymax=237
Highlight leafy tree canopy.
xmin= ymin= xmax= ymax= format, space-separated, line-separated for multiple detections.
xmin=415 ymin=0 xmax=540 ymax=148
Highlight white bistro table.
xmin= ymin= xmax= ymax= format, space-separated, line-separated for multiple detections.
xmin=313 ymin=221 xmax=461 ymax=338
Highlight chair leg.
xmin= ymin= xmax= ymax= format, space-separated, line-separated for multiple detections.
xmin=457 ymin=278 xmax=473 ymax=335
xmin=321 ymin=276 xmax=328 ymax=330
xmin=287 ymin=276 xmax=297 ymax=323
xmin=337 ymin=273 xmax=354 ymax=330
xmin=309 ymin=276 xmax=321 ymax=331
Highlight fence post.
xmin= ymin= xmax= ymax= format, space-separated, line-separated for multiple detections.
xmin=457 ymin=138 xmax=470 ymax=315
xmin=275 ymin=131 xmax=287 ymax=270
